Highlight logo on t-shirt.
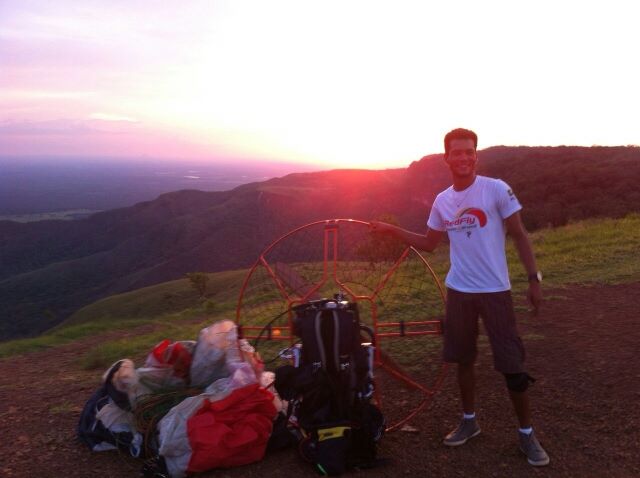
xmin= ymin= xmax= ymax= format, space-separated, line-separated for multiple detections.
xmin=444 ymin=207 xmax=488 ymax=232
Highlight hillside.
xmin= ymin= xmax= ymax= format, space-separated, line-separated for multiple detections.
xmin=2 ymin=213 xmax=634 ymax=366
xmin=1 ymin=146 xmax=639 ymax=340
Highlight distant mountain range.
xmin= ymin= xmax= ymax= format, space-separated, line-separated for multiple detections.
xmin=1 ymin=146 xmax=639 ymax=340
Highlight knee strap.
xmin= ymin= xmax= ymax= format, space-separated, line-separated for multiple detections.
xmin=504 ymin=372 xmax=535 ymax=392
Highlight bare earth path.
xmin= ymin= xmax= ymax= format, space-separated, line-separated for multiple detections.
xmin=1 ymin=283 xmax=639 ymax=477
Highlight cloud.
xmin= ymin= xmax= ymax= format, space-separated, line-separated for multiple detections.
xmin=0 ymin=89 xmax=96 ymax=100
xmin=0 ymin=116 xmax=225 ymax=159
xmin=88 ymin=113 xmax=139 ymax=123
xmin=0 ymin=118 xmax=135 ymax=135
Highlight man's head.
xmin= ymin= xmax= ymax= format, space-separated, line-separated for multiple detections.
xmin=443 ymin=128 xmax=478 ymax=182
xmin=444 ymin=128 xmax=478 ymax=158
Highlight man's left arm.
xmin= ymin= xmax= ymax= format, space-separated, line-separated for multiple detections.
xmin=505 ymin=211 xmax=542 ymax=314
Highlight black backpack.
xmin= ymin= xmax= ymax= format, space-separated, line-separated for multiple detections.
xmin=274 ymin=297 xmax=385 ymax=476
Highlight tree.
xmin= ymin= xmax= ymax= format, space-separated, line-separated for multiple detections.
xmin=186 ymin=272 xmax=209 ymax=298
xmin=357 ymin=213 xmax=407 ymax=264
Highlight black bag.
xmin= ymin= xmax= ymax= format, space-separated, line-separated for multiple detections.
xmin=274 ymin=297 xmax=384 ymax=475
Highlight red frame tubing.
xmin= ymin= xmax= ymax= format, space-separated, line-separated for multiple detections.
xmin=235 ymin=218 xmax=448 ymax=431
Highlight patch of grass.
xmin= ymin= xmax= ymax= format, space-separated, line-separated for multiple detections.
xmin=522 ymin=333 xmax=545 ymax=340
xmin=508 ymin=213 xmax=640 ymax=290
xmin=477 ymin=335 xmax=490 ymax=348
xmin=79 ymin=313 xmax=216 ymax=370
xmin=0 ymin=335 xmax=60 ymax=358
xmin=61 ymin=269 xmax=245 ymax=327
xmin=0 ymin=316 xmax=164 ymax=358
xmin=49 ymin=401 xmax=78 ymax=414
xmin=0 ymin=268 xmax=245 ymax=358
xmin=0 ymin=309 xmax=205 ymax=359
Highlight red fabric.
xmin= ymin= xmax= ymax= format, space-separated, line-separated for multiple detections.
xmin=151 ymin=339 xmax=170 ymax=362
xmin=150 ymin=339 xmax=192 ymax=379
xmin=186 ymin=383 xmax=277 ymax=472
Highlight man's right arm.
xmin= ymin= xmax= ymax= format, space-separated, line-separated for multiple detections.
xmin=369 ymin=221 xmax=444 ymax=252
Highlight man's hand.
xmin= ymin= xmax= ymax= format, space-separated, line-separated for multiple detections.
xmin=527 ymin=281 xmax=542 ymax=316
xmin=369 ymin=220 xmax=443 ymax=252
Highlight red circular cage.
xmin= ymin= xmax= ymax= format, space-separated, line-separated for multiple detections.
xmin=236 ymin=218 xmax=448 ymax=431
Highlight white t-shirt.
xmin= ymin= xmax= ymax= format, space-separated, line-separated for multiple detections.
xmin=427 ymin=175 xmax=522 ymax=293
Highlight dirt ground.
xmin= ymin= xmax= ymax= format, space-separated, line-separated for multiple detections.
xmin=1 ymin=282 xmax=639 ymax=478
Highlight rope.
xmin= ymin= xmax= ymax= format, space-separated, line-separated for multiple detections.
xmin=133 ymin=388 xmax=203 ymax=456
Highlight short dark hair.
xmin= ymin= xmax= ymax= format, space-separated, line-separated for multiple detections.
xmin=444 ymin=128 xmax=478 ymax=156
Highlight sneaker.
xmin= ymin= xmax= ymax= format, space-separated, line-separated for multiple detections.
xmin=519 ymin=430 xmax=550 ymax=466
xmin=443 ymin=417 xmax=481 ymax=446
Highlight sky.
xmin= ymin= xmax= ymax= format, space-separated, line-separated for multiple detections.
xmin=1 ymin=0 xmax=638 ymax=169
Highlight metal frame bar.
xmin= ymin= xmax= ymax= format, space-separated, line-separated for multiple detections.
xmin=236 ymin=218 xmax=448 ymax=431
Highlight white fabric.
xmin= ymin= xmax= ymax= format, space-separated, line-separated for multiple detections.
xmin=427 ymin=176 xmax=522 ymax=292
xmin=136 ymin=365 xmax=186 ymax=391
xmin=106 ymin=359 xmax=153 ymax=408
xmin=138 ymin=340 xmax=196 ymax=391
xmin=95 ymin=401 xmax=134 ymax=432
xmin=94 ymin=401 xmax=144 ymax=457
xmin=158 ymin=325 xmax=260 ymax=478
xmin=259 ymin=371 xmax=285 ymax=413
xmin=189 ymin=320 xmax=236 ymax=388
xmin=158 ymin=362 xmax=258 ymax=478
xmin=91 ymin=442 xmax=118 ymax=452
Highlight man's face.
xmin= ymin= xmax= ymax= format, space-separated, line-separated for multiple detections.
xmin=445 ymin=138 xmax=477 ymax=179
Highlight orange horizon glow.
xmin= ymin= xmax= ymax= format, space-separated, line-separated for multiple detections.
xmin=1 ymin=1 xmax=638 ymax=170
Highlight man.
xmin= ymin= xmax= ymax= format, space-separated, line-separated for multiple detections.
xmin=370 ymin=128 xmax=549 ymax=466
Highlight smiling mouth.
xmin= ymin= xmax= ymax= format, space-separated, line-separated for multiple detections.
xmin=452 ymin=163 xmax=475 ymax=174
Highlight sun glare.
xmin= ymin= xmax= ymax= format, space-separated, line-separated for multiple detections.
xmin=0 ymin=1 xmax=638 ymax=166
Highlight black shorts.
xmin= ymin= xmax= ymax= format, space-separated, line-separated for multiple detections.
xmin=443 ymin=288 xmax=525 ymax=373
